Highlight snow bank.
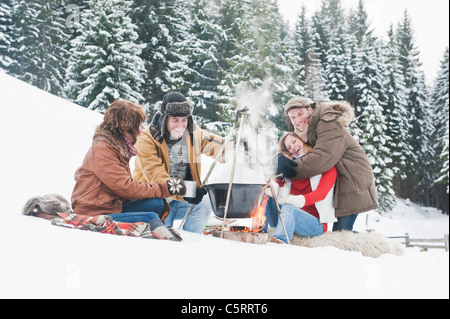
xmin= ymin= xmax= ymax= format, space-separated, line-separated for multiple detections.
xmin=0 ymin=72 xmax=448 ymax=299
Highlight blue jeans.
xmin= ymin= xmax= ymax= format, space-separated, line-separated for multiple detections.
xmin=332 ymin=214 xmax=357 ymax=232
xmin=163 ymin=197 xmax=212 ymax=234
xmin=109 ymin=198 xmax=164 ymax=223
xmin=265 ymin=197 xmax=323 ymax=244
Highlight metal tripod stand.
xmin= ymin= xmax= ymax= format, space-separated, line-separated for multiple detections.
xmin=179 ymin=107 xmax=290 ymax=244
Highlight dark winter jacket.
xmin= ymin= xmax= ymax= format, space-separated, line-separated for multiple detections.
xmin=291 ymin=102 xmax=378 ymax=217
xmin=71 ymin=127 xmax=170 ymax=216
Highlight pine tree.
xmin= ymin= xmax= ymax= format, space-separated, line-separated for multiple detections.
xmin=213 ymin=0 xmax=248 ymax=124
xmin=281 ymin=21 xmax=304 ymax=98
xmin=0 ymin=0 xmax=14 ymax=72
xmin=359 ymin=96 xmax=396 ymax=213
xmin=382 ymin=25 xmax=414 ymax=194
xmin=230 ymin=0 xmax=284 ymax=88
xmin=131 ymin=0 xmax=188 ymax=112
xmin=347 ymin=0 xmax=374 ymax=46
xmin=312 ymin=0 xmax=345 ymax=60
xmin=9 ymin=0 xmax=40 ymax=85
xmin=303 ymin=48 xmax=328 ymax=101
xmin=396 ymin=10 xmax=435 ymax=204
xmin=236 ymin=0 xmax=293 ymax=131
xmin=67 ymin=0 xmax=145 ymax=112
xmin=310 ymin=1 xmax=331 ymax=72
xmin=325 ymin=28 xmax=349 ymax=100
xmin=9 ymin=0 xmax=69 ymax=97
xmin=431 ymin=47 xmax=449 ymax=211
xmin=191 ymin=0 xmax=251 ymax=126
xmin=34 ymin=0 xmax=70 ymax=97
xmin=292 ymin=6 xmax=309 ymax=92
xmin=345 ymin=0 xmax=375 ymax=108
xmin=181 ymin=0 xmax=225 ymax=126
xmin=292 ymin=6 xmax=327 ymax=101
xmin=352 ymin=38 xmax=396 ymax=213
xmin=269 ymin=4 xmax=300 ymax=129
xmin=312 ymin=0 xmax=350 ymax=100
xmin=216 ymin=0 xmax=291 ymax=128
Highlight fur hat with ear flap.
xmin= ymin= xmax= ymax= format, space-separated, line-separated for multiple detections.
xmin=156 ymin=92 xmax=195 ymax=138
xmin=160 ymin=92 xmax=193 ymax=117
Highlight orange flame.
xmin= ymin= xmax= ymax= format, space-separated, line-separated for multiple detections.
xmin=227 ymin=182 xmax=270 ymax=234
xmin=249 ymin=182 xmax=269 ymax=233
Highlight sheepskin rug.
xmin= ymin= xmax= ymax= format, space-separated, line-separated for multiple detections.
xmin=290 ymin=231 xmax=405 ymax=258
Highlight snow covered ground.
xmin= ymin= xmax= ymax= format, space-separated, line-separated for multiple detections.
xmin=0 ymin=72 xmax=448 ymax=299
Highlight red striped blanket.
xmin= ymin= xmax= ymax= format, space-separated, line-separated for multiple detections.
xmin=29 ymin=211 xmax=153 ymax=239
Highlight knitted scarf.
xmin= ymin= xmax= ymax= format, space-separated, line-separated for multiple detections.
xmin=124 ymin=136 xmax=137 ymax=157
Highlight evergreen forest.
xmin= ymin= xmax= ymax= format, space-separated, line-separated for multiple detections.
xmin=0 ymin=0 xmax=448 ymax=214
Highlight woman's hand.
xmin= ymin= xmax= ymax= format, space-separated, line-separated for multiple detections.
xmin=265 ymin=179 xmax=280 ymax=197
xmin=277 ymin=194 xmax=305 ymax=208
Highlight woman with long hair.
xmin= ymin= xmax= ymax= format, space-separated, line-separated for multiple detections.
xmin=71 ymin=100 xmax=186 ymax=240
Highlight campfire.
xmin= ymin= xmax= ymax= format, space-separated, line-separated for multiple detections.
xmin=211 ymin=183 xmax=270 ymax=245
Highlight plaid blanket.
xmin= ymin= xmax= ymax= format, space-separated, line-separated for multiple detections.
xmin=29 ymin=211 xmax=153 ymax=239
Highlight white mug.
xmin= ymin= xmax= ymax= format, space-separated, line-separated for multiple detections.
xmin=183 ymin=180 xmax=197 ymax=198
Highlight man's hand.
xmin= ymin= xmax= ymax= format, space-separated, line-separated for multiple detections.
xmin=184 ymin=187 xmax=207 ymax=205
xmin=275 ymin=154 xmax=298 ymax=179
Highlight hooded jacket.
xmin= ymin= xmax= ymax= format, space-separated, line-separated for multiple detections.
xmin=291 ymin=102 xmax=378 ymax=217
xmin=132 ymin=112 xmax=225 ymax=201
xmin=71 ymin=127 xmax=170 ymax=216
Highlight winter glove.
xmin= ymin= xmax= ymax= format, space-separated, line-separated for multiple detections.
xmin=277 ymin=194 xmax=306 ymax=208
xmin=149 ymin=219 xmax=182 ymax=241
xmin=264 ymin=180 xmax=279 ymax=197
xmin=167 ymin=177 xmax=186 ymax=196
xmin=275 ymin=154 xmax=298 ymax=179
xmin=184 ymin=187 xmax=207 ymax=205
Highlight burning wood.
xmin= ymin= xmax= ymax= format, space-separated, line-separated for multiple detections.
xmin=212 ymin=229 xmax=269 ymax=245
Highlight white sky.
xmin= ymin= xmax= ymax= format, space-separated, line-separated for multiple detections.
xmin=277 ymin=0 xmax=450 ymax=85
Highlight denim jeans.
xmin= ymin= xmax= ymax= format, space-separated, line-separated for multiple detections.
xmin=109 ymin=198 xmax=164 ymax=223
xmin=163 ymin=197 xmax=212 ymax=234
xmin=332 ymin=214 xmax=358 ymax=232
xmin=264 ymin=197 xmax=324 ymax=244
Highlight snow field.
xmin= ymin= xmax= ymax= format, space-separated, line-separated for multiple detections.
xmin=0 ymin=72 xmax=448 ymax=299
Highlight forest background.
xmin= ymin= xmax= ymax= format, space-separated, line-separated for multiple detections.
xmin=0 ymin=0 xmax=448 ymax=214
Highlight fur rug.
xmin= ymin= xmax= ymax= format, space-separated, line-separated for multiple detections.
xmin=22 ymin=194 xmax=72 ymax=216
xmin=290 ymin=231 xmax=405 ymax=258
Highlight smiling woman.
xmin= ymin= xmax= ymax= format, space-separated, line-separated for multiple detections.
xmin=279 ymin=132 xmax=312 ymax=159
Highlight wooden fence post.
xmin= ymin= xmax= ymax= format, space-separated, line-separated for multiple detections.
xmin=405 ymin=233 xmax=410 ymax=248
